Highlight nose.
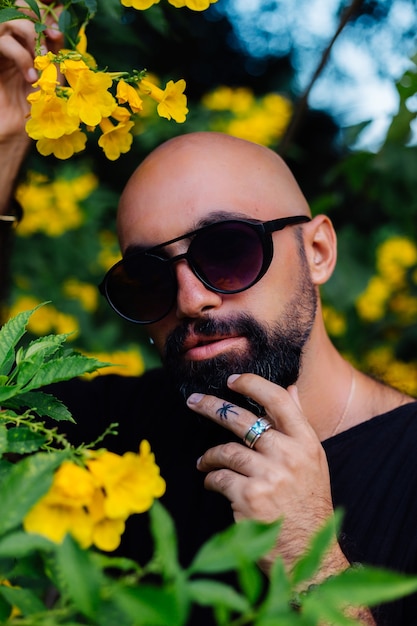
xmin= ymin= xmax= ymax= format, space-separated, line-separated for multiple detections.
xmin=174 ymin=260 xmax=223 ymax=319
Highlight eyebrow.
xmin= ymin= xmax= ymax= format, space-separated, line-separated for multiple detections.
xmin=123 ymin=210 xmax=253 ymax=257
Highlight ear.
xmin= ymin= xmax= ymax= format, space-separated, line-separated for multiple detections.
xmin=302 ymin=214 xmax=337 ymax=285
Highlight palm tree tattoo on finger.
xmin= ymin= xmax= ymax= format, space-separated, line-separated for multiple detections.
xmin=216 ymin=402 xmax=239 ymax=420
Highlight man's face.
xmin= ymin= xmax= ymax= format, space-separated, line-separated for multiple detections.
xmin=162 ymin=238 xmax=317 ymax=410
xmin=117 ymin=133 xmax=315 ymax=403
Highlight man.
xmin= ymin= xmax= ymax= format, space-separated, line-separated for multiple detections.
xmin=1 ymin=11 xmax=417 ymax=626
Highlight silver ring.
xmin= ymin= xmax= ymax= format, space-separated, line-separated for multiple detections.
xmin=243 ymin=417 xmax=272 ymax=449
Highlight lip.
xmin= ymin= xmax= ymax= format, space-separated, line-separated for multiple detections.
xmin=182 ymin=333 xmax=246 ymax=361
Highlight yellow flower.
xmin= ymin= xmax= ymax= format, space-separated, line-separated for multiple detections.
xmin=76 ymin=24 xmax=88 ymax=55
xmin=322 ymin=305 xmax=347 ymax=337
xmin=88 ymin=489 xmax=126 ymax=551
xmin=140 ymin=78 xmax=188 ymax=123
xmin=376 ymin=236 xmax=417 ymax=289
xmin=116 ymin=79 xmax=143 ymax=113
xmin=32 ymin=62 xmax=59 ymax=95
xmin=34 ymin=51 xmax=56 ymax=72
xmin=23 ymin=461 xmax=97 ymax=548
xmin=98 ymin=116 xmax=135 ymax=160
xmin=203 ymin=87 xmax=292 ymax=147
xmin=87 ymin=441 xmax=166 ymax=519
xmin=168 ymin=0 xmax=218 ymax=9
xmin=7 ymin=299 xmax=79 ymax=338
xmin=62 ymin=59 xmax=116 ymax=126
xmin=203 ymin=86 xmax=252 ymax=111
xmin=15 ymin=170 xmax=93 ymax=236
xmin=26 ymin=92 xmax=80 ymax=139
xmin=63 ymin=279 xmax=98 ymax=312
xmin=53 ymin=311 xmax=79 ymax=338
xmin=355 ymin=275 xmax=391 ymax=322
xmin=36 ymin=130 xmax=87 ymax=160
xmin=120 ymin=0 xmax=160 ymax=7
xmin=364 ymin=347 xmax=417 ymax=397
xmin=98 ymin=230 xmax=121 ymax=270
xmin=81 ymin=347 xmax=145 ymax=378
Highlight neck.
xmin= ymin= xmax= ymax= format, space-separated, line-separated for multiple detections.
xmin=295 ymin=324 xmax=413 ymax=441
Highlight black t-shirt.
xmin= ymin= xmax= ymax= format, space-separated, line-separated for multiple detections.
xmin=48 ymin=369 xmax=417 ymax=625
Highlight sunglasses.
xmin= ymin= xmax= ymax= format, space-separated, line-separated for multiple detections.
xmin=99 ymin=215 xmax=311 ymax=324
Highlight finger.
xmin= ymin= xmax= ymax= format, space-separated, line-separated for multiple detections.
xmin=0 ymin=32 xmax=38 ymax=83
xmin=227 ymin=374 xmax=312 ymax=437
xmin=187 ymin=392 xmax=275 ymax=446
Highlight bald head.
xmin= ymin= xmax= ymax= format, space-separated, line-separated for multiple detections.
xmin=117 ymin=131 xmax=311 ymax=251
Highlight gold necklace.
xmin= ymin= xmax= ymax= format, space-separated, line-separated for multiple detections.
xmin=330 ymin=367 xmax=356 ymax=437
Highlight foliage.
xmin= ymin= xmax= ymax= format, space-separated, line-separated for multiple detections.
xmin=0 ymin=307 xmax=416 ymax=624
xmin=319 ymin=52 xmax=417 ymax=395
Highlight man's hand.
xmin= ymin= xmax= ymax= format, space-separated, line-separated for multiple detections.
xmin=187 ymin=373 xmax=376 ymax=624
xmin=0 ymin=1 xmax=63 ymax=141
xmin=0 ymin=1 xmax=63 ymax=211
xmin=188 ymin=373 xmax=340 ymax=574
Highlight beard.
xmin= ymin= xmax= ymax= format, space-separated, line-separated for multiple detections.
xmin=162 ymin=250 xmax=318 ymax=415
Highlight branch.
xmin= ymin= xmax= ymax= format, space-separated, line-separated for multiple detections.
xmin=279 ymin=0 xmax=365 ymax=156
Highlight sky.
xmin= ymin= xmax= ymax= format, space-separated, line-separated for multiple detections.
xmin=215 ymin=0 xmax=417 ymax=149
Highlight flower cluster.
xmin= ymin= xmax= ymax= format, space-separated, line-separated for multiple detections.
xmin=355 ymin=235 xmax=417 ymax=323
xmin=121 ymin=0 xmax=218 ymax=10
xmin=15 ymin=170 xmax=96 ymax=236
xmin=26 ymin=37 xmax=188 ymax=160
xmin=9 ymin=296 xmax=79 ymax=339
xmin=24 ymin=441 xmax=166 ymax=551
xmin=202 ymin=86 xmax=292 ymax=147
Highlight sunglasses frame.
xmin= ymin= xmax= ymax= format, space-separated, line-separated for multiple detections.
xmin=99 ymin=215 xmax=311 ymax=324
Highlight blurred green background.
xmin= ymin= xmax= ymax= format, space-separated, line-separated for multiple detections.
xmin=5 ymin=0 xmax=417 ymax=395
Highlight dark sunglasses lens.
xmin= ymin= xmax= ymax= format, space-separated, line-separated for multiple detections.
xmin=191 ymin=222 xmax=265 ymax=292
xmin=105 ymin=255 xmax=175 ymax=323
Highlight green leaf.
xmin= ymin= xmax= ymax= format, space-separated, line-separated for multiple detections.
xmin=0 ymin=424 xmax=8 ymax=457
xmin=0 ymin=8 xmax=28 ymax=23
xmin=237 ymin=557 xmax=264 ymax=605
xmin=149 ymin=501 xmax=180 ymax=577
xmin=0 ymin=584 xmax=45 ymax=617
xmin=22 ymin=355 xmax=110 ymax=390
xmin=188 ymin=578 xmax=250 ymax=613
xmin=22 ymin=0 xmax=41 ymax=19
xmin=256 ymin=557 xmax=293 ymax=622
xmin=0 ymin=307 xmax=39 ymax=377
xmin=306 ymin=565 xmax=417 ymax=609
xmin=84 ymin=0 xmax=97 ymax=13
xmin=57 ymin=8 xmax=72 ymax=34
xmin=0 ymin=384 xmax=24 ymax=403
xmin=55 ymin=535 xmax=103 ymax=619
xmin=3 ymin=390 xmax=75 ymax=422
xmin=291 ymin=510 xmax=343 ymax=586
xmin=0 ymin=459 xmax=12 ymax=481
xmin=24 ymin=333 xmax=68 ymax=360
xmin=189 ymin=519 xmax=281 ymax=575
xmin=0 ymin=593 xmax=11 ymax=622
xmin=0 ymin=451 xmax=65 ymax=535
xmin=113 ymin=583 xmax=185 ymax=626
xmin=0 ymin=530 xmax=53 ymax=558
xmin=34 ymin=20 xmax=46 ymax=33
xmin=6 ymin=426 xmax=46 ymax=454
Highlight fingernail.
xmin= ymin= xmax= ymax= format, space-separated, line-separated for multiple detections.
xmin=228 ymin=374 xmax=241 ymax=384
xmin=27 ymin=68 xmax=38 ymax=83
xmin=187 ymin=393 xmax=204 ymax=405
xmin=196 ymin=456 xmax=202 ymax=467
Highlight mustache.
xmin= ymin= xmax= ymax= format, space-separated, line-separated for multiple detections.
xmin=163 ymin=314 xmax=258 ymax=358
